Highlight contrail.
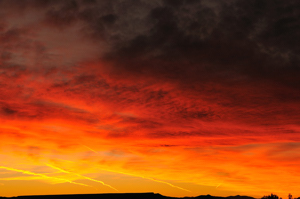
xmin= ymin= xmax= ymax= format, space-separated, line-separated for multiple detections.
xmin=0 ymin=166 xmax=91 ymax=188
xmin=82 ymin=145 xmax=99 ymax=154
xmin=77 ymin=145 xmax=189 ymax=192
xmin=0 ymin=176 xmax=49 ymax=181
xmin=145 ymin=176 xmax=191 ymax=192
xmin=46 ymin=164 xmax=118 ymax=192
xmin=98 ymin=168 xmax=191 ymax=192
xmin=78 ymin=145 xmax=189 ymax=192
xmin=216 ymin=183 xmax=222 ymax=188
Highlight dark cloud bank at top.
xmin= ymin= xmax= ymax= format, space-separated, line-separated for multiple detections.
xmin=32 ymin=0 xmax=300 ymax=88
xmin=0 ymin=0 xmax=300 ymax=140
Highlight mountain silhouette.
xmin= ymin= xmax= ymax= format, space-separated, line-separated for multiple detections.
xmin=0 ymin=193 xmax=257 ymax=199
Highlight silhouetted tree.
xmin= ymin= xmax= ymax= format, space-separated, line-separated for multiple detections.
xmin=289 ymin=194 xmax=293 ymax=199
xmin=262 ymin=194 xmax=279 ymax=199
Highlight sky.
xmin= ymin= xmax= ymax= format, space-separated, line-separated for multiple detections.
xmin=0 ymin=0 xmax=300 ymax=198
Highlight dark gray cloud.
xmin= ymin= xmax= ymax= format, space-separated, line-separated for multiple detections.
xmin=19 ymin=0 xmax=296 ymax=97
xmin=98 ymin=0 xmax=300 ymax=86
xmin=3 ymin=0 xmax=298 ymax=88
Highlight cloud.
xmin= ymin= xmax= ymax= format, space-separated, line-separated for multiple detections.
xmin=0 ymin=0 xmax=300 ymax=197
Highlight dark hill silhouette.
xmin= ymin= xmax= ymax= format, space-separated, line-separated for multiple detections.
xmin=0 ymin=193 xmax=257 ymax=199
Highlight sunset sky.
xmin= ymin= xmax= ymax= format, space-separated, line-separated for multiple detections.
xmin=0 ymin=0 xmax=300 ymax=198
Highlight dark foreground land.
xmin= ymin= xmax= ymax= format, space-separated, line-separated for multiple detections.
xmin=0 ymin=193 xmax=256 ymax=199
